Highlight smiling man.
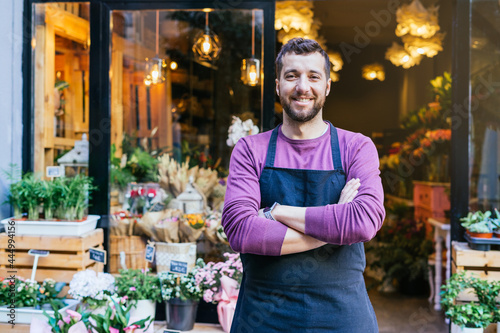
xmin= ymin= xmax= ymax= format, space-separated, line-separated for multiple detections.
xmin=222 ymin=38 xmax=385 ymax=332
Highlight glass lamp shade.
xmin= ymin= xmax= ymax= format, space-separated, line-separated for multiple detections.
xmin=385 ymin=42 xmax=422 ymax=69
xmin=241 ymin=58 xmax=260 ymax=86
xmin=192 ymin=28 xmax=221 ymax=63
xmin=362 ymin=63 xmax=385 ymax=81
xmin=144 ymin=57 xmax=166 ymax=85
xmin=403 ymin=33 xmax=444 ymax=58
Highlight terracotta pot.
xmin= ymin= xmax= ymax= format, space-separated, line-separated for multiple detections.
xmin=494 ymin=231 xmax=500 ymax=238
xmin=466 ymin=230 xmax=493 ymax=238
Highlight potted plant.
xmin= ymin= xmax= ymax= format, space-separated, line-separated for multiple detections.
xmin=441 ymin=272 xmax=495 ymax=332
xmin=68 ymin=269 xmax=116 ymax=313
xmin=196 ymin=253 xmax=243 ymax=333
xmin=491 ymin=209 xmax=500 ymax=238
xmin=90 ymin=298 xmax=152 ymax=333
xmin=159 ymin=259 xmax=206 ymax=331
xmin=460 ymin=211 xmax=494 ymax=238
xmin=114 ymin=268 xmax=162 ymax=325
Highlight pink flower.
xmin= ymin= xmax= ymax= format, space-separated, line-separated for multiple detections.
xmin=66 ymin=309 xmax=82 ymax=321
xmin=63 ymin=315 xmax=71 ymax=324
xmin=129 ymin=287 xmax=136 ymax=291
xmin=109 ymin=327 xmax=120 ymax=333
xmin=124 ymin=324 xmax=139 ymax=332
xmin=57 ymin=320 xmax=65 ymax=329
xmin=121 ymin=295 xmax=128 ymax=304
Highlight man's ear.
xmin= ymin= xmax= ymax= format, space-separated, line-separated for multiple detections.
xmin=275 ymin=78 xmax=280 ymax=96
xmin=325 ymin=78 xmax=331 ymax=96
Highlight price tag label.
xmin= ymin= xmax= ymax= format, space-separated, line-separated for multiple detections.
xmin=28 ymin=249 xmax=50 ymax=256
xmin=89 ymin=248 xmax=107 ymax=264
xmin=145 ymin=244 xmax=155 ymax=263
xmin=170 ymin=260 xmax=188 ymax=275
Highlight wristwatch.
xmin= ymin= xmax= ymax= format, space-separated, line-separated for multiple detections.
xmin=263 ymin=202 xmax=279 ymax=221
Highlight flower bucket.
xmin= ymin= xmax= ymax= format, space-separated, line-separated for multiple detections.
xmin=166 ymin=298 xmax=198 ymax=331
xmin=129 ymin=299 xmax=156 ymax=324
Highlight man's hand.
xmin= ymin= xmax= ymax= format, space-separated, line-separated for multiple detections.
xmin=338 ymin=178 xmax=360 ymax=204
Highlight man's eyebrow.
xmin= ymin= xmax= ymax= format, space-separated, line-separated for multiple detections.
xmin=283 ymin=69 xmax=323 ymax=76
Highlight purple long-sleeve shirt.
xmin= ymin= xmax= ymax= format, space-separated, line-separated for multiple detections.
xmin=221 ymin=124 xmax=385 ymax=256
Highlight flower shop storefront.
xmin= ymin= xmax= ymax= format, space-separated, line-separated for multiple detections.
xmin=4 ymin=0 xmax=500 ymax=332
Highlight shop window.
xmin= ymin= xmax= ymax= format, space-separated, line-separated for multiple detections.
xmin=469 ymin=0 xmax=500 ymax=210
xmin=32 ymin=3 xmax=90 ymax=177
xmin=109 ymin=9 xmax=264 ymax=209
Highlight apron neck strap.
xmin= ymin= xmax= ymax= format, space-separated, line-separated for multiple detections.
xmin=264 ymin=122 xmax=344 ymax=171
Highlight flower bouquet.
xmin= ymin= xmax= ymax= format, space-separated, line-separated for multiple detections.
xmin=40 ymin=307 xmax=90 ymax=333
xmin=196 ymin=253 xmax=243 ymax=333
xmin=179 ymin=213 xmax=206 ymax=242
xmin=68 ymin=269 xmax=115 ymax=310
xmin=91 ymin=298 xmax=152 ymax=333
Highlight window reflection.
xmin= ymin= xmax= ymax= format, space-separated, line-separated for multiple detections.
xmin=469 ymin=0 xmax=500 ymax=210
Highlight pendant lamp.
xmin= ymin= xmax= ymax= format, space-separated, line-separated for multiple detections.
xmin=144 ymin=10 xmax=166 ymax=86
xmin=192 ymin=11 xmax=221 ymax=63
xmin=241 ymin=10 xmax=260 ymax=86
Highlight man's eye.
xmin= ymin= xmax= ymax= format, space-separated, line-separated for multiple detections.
xmin=286 ymin=75 xmax=295 ymax=79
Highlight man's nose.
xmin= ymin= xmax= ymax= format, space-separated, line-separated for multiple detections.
xmin=295 ymin=76 xmax=310 ymax=94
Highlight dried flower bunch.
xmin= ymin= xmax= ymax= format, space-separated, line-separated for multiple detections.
xmin=226 ymin=116 xmax=259 ymax=147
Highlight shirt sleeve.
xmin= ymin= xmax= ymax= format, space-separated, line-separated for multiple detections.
xmin=304 ymin=136 xmax=385 ymax=244
xmin=221 ymin=138 xmax=288 ymax=256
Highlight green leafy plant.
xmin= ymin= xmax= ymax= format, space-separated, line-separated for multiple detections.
xmin=2 ymin=164 xmax=24 ymax=218
xmin=37 ymin=278 xmax=66 ymax=309
xmin=19 ymin=173 xmax=44 ymax=220
xmin=440 ymin=272 xmax=496 ymax=329
xmin=110 ymin=143 xmax=136 ymax=190
xmin=0 ymin=277 xmax=65 ymax=309
xmin=460 ymin=211 xmax=494 ymax=234
xmin=43 ymin=301 xmax=90 ymax=333
xmin=160 ymin=259 xmax=206 ymax=301
xmin=90 ymin=298 xmax=151 ymax=333
xmin=37 ymin=179 xmax=64 ymax=220
xmin=115 ymin=268 xmax=162 ymax=302
xmin=59 ymin=175 xmax=97 ymax=221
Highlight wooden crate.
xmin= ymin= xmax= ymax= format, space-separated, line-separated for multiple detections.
xmin=109 ymin=235 xmax=147 ymax=273
xmin=0 ymin=229 xmax=104 ymax=283
xmin=452 ymin=241 xmax=500 ymax=302
xmin=0 ymin=323 xmax=30 ymax=333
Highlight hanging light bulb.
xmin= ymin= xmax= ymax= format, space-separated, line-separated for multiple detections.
xmin=144 ymin=11 xmax=166 ymax=85
xmin=362 ymin=63 xmax=385 ymax=81
xmin=241 ymin=10 xmax=261 ymax=86
xmin=385 ymin=42 xmax=422 ymax=69
xmin=193 ymin=11 xmax=221 ymax=63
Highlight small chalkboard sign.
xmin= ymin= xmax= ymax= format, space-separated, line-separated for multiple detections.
xmin=46 ymin=166 xmax=63 ymax=178
xmin=89 ymin=248 xmax=107 ymax=264
xmin=28 ymin=250 xmax=50 ymax=256
xmin=170 ymin=260 xmax=188 ymax=275
xmin=145 ymin=244 xmax=155 ymax=262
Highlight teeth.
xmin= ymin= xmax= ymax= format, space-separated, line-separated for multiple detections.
xmin=296 ymin=98 xmax=310 ymax=102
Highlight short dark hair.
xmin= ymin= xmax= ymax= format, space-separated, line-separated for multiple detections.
xmin=275 ymin=38 xmax=330 ymax=79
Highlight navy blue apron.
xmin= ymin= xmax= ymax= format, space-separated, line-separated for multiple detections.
xmin=230 ymin=123 xmax=378 ymax=333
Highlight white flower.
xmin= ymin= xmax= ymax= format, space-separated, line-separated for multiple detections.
xmin=69 ymin=269 xmax=115 ymax=301
xmin=227 ymin=116 xmax=260 ymax=147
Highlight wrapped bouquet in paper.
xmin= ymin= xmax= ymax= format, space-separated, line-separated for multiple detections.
xmin=179 ymin=213 xmax=206 ymax=242
xmin=204 ymin=211 xmax=222 ymax=244
xmin=110 ymin=211 xmax=138 ymax=236
xmin=137 ymin=209 xmax=182 ymax=243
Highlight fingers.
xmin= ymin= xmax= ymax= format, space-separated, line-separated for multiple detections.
xmin=338 ymin=178 xmax=361 ymax=204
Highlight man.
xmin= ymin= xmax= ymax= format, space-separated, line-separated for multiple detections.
xmin=222 ymin=38 xmax=385 ymax=332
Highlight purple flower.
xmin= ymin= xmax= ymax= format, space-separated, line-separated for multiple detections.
xmin=129 ymin=287 xmax=136 ymax=291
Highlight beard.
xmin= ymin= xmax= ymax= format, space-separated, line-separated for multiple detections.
xmin=279 ymin=91 xmax=326 ymax=123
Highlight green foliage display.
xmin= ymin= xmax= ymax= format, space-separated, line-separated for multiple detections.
xmin=114 ymin=269 xmax=162 ymax=302
xmin=367 ymin=203 xmax=433 ymax=289
xmin=440 ymin=272 xmax=500 ymax=329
